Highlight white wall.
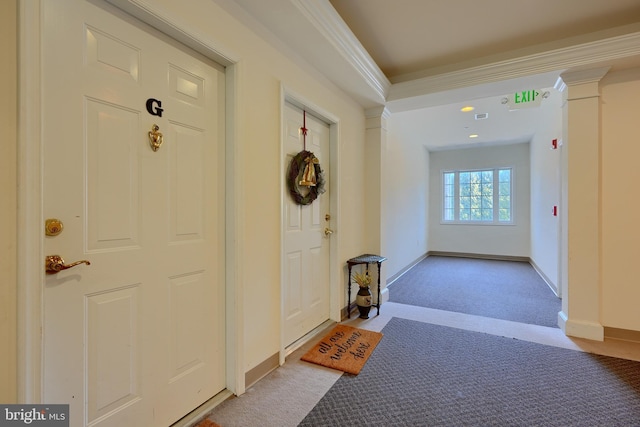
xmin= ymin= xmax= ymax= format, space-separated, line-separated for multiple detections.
xmin=529 ymin=89 xmax=563 ymax=291
xmin=600 ymin=68 xmax=640 ymax=331
xmin=383 ymin=113 xmax=430 ymax=278
xmin=428 ymin=143 xmax=531 ymax=257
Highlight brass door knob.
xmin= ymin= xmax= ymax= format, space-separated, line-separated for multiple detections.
xmin=45 ymin=255 xmax=91 ymax=274
xmin=324 ymin=227 xmax=334 ymax=236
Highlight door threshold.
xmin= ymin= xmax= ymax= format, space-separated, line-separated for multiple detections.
xmin=285 ymin=319 xmax=335 ymax=358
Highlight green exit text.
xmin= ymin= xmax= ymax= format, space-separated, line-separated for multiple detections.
xmin=514 ymin=90 xmax=540 ymax=104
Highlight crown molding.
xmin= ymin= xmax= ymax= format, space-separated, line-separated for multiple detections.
xmin=292 ymin=1 xmax=640 ymax=110
xmin=292 ymin=0 xmax=390 ymax=102
xmin=387 ymin=30 xmax=640 ymax=104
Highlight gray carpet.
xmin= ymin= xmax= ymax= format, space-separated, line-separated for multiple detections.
xmin=299 ymin=317 xmax=640 ymax=427
xmin=388 ymin=256 xmax=562 ymax=327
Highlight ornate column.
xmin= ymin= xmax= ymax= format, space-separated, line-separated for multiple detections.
xmin=364 ymin=106 xmax=390 ymax=299
xmin=557 ymin=67 xmax=609 ymax=340
xmin=364 ymin=106 xmax=390 ymax=251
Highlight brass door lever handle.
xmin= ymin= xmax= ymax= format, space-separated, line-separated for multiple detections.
xmin=45 ymin=255 xmax=91 ymax=274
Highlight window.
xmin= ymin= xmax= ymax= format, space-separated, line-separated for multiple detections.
xmin=442 ymin=168 xmax=512 ymax=224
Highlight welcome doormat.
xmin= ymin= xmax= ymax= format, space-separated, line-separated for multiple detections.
xmin=300 ymin=324 xmax=383 ymax=375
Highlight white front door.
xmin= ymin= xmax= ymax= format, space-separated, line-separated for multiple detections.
xmin=42 ymin=1 xmax=226 ymax=426
xmin=283 ymin=103 xmax=331 ymax=347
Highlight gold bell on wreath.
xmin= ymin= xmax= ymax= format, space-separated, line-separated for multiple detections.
xmin=299 ymin=154 xmax=319 ymax=187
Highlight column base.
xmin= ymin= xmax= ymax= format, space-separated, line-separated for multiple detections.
xmin=558 ymin=310 xmax=604 ymax=341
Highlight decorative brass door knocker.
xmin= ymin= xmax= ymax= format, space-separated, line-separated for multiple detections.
xmin=148 ymin=124 xmax=163 ymax=152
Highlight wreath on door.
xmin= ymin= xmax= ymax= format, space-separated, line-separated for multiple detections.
xmin=287 ymin=150 xmax=326 ymax=205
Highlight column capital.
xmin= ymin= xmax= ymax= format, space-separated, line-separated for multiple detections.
xmin=365 ymin=106 xmax=390 ymax=119
xmin=364 ymin=106 xmax=390 ymax=130
xmin=556 ymin=66 xmax=610 ymax=92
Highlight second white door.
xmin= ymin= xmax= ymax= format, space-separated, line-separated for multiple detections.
xmin=283 ymin=103 xmax=331 ymax=347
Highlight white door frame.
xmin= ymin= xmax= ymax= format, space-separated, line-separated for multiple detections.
xmin=16 ymin=0 xmax=246 ymax=405
xmin=279 ymin=87 xmax=341 ymax=365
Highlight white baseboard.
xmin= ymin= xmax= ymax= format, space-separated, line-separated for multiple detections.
xmin=427 ymin=251 xmax=529 ymax=263
xmin=529 ymin=258 xmax=559 ymax=297
xmin=381 ymin=286 xmax=389 ymax=304
xmin=559 ymin=311 xmax=604 ymax=341
xmin=386 ymin=253 xmax=428 ymax=286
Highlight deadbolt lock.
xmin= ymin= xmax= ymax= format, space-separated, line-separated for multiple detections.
xmin=45 ymin=218 xmax=64 ymax=236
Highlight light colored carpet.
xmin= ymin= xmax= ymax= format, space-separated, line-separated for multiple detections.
xmin=388 ymin=256 xmax=562 ymax=327
xmin=200 ymin=332 xmax=342 ymax=427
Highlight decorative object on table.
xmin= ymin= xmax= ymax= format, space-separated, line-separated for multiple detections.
xmin=300 ymin=324 xmax=383 ymax=375
xmin=346 ymin=254 xmax=387 ymax=319
xmin=287 ymin=110 xmax=325 ymax=205
xmin=352 ymin=271 xmax=373 ymax=319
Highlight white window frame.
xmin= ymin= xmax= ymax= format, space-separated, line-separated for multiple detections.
xmin=441 ymin=167 xmax=514 ymax=225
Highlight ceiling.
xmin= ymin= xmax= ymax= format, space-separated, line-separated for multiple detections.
xmin=329 ymin=0 xmax=640 ymax=82
xmin=228 ymin=0 xmax=640 ymax=149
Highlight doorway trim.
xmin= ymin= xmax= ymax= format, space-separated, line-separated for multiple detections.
xmin=17 ymin=0 xmax=246 ymax=406
xmin=279 ymin=86 xmax=341 ymax=365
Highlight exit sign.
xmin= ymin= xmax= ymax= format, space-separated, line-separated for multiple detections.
xmin=506 ymin=90 xmax=542 ymax=110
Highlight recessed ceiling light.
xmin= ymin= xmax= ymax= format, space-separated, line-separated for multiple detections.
xmin=460 ymin=106 xmax=474 ymax=112
xmin=469 ymin=134 xmax=479 ymax=138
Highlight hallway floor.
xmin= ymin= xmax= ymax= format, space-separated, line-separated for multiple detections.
xmin=200 ymin=302 xmax=640 ymax=427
